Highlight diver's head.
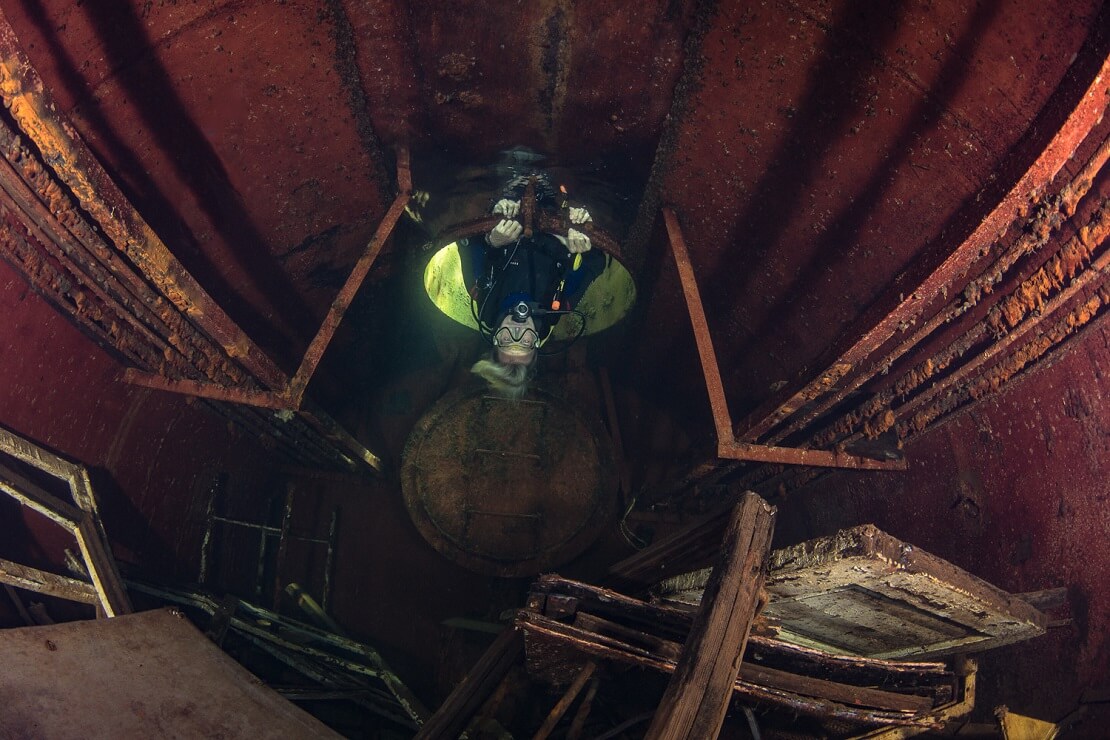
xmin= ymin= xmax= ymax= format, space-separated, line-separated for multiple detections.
xmin=492 ymin=312 xmax=538 ymax=366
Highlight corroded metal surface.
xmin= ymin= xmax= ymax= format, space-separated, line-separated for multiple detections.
xmin=0 ymin=609 xmax=338 ymax=737
xmin=735 ymin=49 xmax=1110 ymax=444
xmin=401 ymin=386 xmax=617 ymax=577
xmin=665 ymin=206 xmax=905 ymax=470
xmin=0 ymin=12 xmax=286 ymax=391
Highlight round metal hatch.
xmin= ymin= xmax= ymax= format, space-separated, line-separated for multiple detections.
xmin=401 ymin=385 xmax=617 ymax=577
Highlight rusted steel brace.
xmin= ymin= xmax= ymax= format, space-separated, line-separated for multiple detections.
xmin=768 ymin=133 xmax=1110 ymax=446
xmin=664 ymin=207 xmax=905 ymax=471
xmin=0 ymin=13 xmax=287 ymax=390
xmin=286 ymin=185 xmax=411 ymax=406
xmin=718 ymin=440 xmax=907 ymax=471
xmin=733 ymin=50 xmax=1110 ymax=444
xmin=0 ymin=113 xmax=243 ymax=385
xmin=892 ymin=206 xmax=1110 ymax=431
xmin=123 ymin=369 xmax=290 ymax=410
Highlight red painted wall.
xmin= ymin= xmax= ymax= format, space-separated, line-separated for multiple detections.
xmin=0 ymin=258 xmax=276 ymax=581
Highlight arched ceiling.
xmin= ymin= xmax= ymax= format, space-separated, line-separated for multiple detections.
xmin=2 ymin=0 xmax=1106 ymax=450
xmin=1 ymin=1 xmax=1110 ymax=731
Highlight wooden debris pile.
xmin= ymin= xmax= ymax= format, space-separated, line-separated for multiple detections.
xmin=517 ymin=574 xmax=973 ymax=734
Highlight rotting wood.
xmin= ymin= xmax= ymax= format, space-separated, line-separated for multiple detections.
xmin=763 ymin=524 xmax=1046 ymax=660
xmin=567 ymin=675 xmax=600 ymax=740
xmin=607 ymin=500 xmax=741 ymax=585
xmin=516 ymin=611 xmax=940 ymax=729
xmin=645 ymin=492 xmax=777 ymax=740
xmin=414 ymin=627 xmax=525 ymax=740
xmin=0 ymin=461 xmax=83 ymax=527
xmin=0 ymin=558 xmax=98 ymax=605
xmin=532 ymin=660 xmax=597 ymax=740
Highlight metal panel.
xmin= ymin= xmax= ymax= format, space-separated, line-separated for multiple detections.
xmin=0 ymin=608 xmax=338 ymax=737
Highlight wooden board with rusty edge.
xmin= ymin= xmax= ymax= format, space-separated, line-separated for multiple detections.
xmin=518 ymin=575 xmax=961 ymax=730
xmin=516 ymin=611 xmax=950 ymax=730
xmin=759 ymin=525 xmax=1047 ymax=660
xmin=414 ymin=627 xmax=524 ymax=740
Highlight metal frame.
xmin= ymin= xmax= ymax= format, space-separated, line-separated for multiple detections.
xmin=0 ymin=424 xmax=132 ymax=616
xmin=662 ymin=208 xmax=906 ymax=471
xmin=0 ymin=12 xmax=392 ymax=473
xmin=732 ymin=50 xmax=1110 ymax=446
xmin=198 ymin=480 xmax=340 ymax=612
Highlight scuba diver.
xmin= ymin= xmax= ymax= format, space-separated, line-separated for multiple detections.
xmin=461 ymin=174 xmax=606 ymax=399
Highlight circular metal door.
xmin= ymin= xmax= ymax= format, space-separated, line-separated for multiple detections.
xmin=401 ymin=385 xmax=616 ymax=577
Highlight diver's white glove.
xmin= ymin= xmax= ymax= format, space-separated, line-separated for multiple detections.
xmin=493 ymin=199 xmax=520 ymax=218
xmin=488 ymin=218 xmax=523 ymax=248
xmin=566 ymin=227 xmax=591 ymax=254
xmin=568 ymin=206 xmax=592 ymax=225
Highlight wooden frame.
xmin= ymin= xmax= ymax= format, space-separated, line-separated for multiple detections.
xmin=0 ymin=424 xmax=131 ymax=616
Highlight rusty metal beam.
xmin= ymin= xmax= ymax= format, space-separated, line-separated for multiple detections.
xmin=718 ymin=440 xmax=907 ymax=471
xmin=891 ymin=205 xmax=1110 ymax=434
xmin=664 ymin=207 xmax=905 ymax=471
xmin=286 ymin=186 xmax=411 ymax=406
xmin=122 ymin=369 xmax=289 ymax=410
xmin=734 ymin=50 xmax=1110 ymax=444
xmin=663 ymin=207 xmax=734 ymax=445
xmin=0 ymin=107 xmax=245 ymax=386
xmin=0 ymin=11 xmax=287 ymax=392
xmin=768 ymin=134 xmax=1110 ymax=446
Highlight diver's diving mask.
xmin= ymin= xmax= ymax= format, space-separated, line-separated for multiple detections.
xmin=492 ymin=324 xmax=539 ymax=349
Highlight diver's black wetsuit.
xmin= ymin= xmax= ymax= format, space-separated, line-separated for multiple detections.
xmin=460 ymin=231 xmax=606 ymax=335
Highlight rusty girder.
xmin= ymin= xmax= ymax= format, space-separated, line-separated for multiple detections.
xmin=733 ymin=49 xmax=1110 ymax=446
xmin=0 ymin=10 xmax=386 ymax=472
xmin=663 ymin=207 xmax=906 ymax=471
xmin=765 ymin=134 xmax=1110 ymax=447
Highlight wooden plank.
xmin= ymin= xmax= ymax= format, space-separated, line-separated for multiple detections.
xmin=0 ymin=558 xmax=98 ymax=604
xmin=608 ymin=505 xmax=732 ymax=584
xmin=645 ymin=492 xmax=776 ymax=740
xmin=517 ymin=611 xmax=936 ymax=728
xmin=532 ymin=661 xmax=597 ymax=740
xmin=567 ymin=676 xmax=599 ymax=740
xmin=414 ymin=627 xmax=523 ymax=740
xmin=571 ymin=612 xmax=932 ymax=712
xmin=0 ymin=462 xmax=83 ymax=528
xmin=763 ymin=525 xmax=1046 ymax=659
xmin=74 ymin=515 xmax=133 ymax=616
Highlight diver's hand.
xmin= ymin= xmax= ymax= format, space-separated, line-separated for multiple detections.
xmin=566 ymin=227 xmax=591 ymax=254
xmin=568 ymin=206 xmax=591 ymax=225
xmin=488 ymin=218 xmax=523 ymax=248
xmin=493 ymin=199 xmax=520 ymax=218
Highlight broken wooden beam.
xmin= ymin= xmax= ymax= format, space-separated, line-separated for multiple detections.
xmin=414 ymin=627 xmax=524 ymax=740
xmin=644 ymin=492 xmax=776 ymax=740
xmin=532 ymin=660 xmax=597 ymax=740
